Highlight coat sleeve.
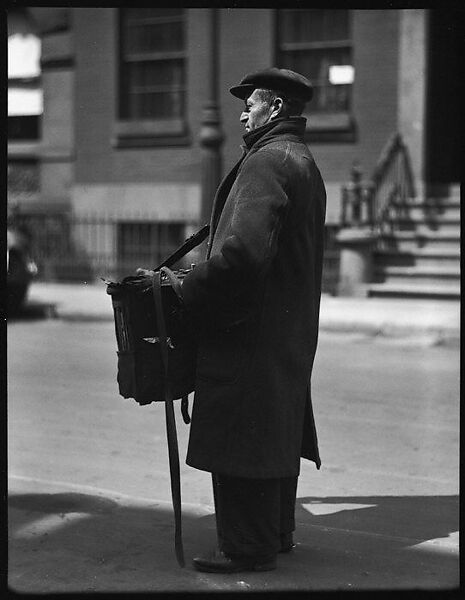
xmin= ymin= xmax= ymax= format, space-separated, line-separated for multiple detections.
xmin=182 ymin=148 xmax=290 ymax=329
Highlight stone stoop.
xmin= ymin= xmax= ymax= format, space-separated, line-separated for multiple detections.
xmin=368 ymin=185 xmax=461 ymax=299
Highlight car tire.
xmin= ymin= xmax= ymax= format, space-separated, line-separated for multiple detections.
xmin=8 ymin=284 xmax=28 ymax=315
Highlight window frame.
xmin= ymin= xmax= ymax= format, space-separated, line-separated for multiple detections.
xmin=274 ymin=8 xmax=356 ymax=143
xmin=114 ymin=8 xmax=190 ymax=148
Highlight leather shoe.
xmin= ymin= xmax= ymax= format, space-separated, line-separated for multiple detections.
xmin=192 ymin=550 xmax=277 ymax=573
xmin=279 ymin=533 xmax=296 ymax=553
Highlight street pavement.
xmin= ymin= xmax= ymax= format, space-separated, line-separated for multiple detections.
xmin=6 ymin=281 xmax=461 ymax=594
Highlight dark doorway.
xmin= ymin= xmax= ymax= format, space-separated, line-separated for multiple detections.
xmin=425 ymin=9 xmax=465 ymax=184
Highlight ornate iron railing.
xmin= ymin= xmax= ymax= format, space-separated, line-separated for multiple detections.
xmin=7 ymin=209 xmax=196 ymax=282
xmin=341 ymin=132 xmax=416 ymax=233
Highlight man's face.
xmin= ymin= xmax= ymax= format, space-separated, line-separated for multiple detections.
xmin=240 ymin=89 xmax=274 ymax=132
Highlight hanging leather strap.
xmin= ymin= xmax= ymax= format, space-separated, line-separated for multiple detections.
xmin=160 ymin=266 xmax=190 ymax=426
xmin=181 ymin=395 xmax=191 ymax=425
xmin=152 ymin=270 xmax=185 ymax=568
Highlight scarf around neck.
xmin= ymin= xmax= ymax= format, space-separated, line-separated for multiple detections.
xmin=242 ymin=116 xmax=307 ymax=151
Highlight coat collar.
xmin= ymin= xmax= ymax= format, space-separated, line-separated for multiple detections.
xmin=242 ymin=116 xmax=307 ymax=151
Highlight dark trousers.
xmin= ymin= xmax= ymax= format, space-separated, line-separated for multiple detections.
xmin=212 ymin=473 xmax=298 ymax=560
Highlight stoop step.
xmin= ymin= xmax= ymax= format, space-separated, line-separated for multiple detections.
xmin=374 ymin=249 xmax=460 ymax=270
xmin=380 ymin=231 xmax=460 ymax=252
xmin=375 ymin=266 xmax=460 ymax=288
xmin=396 ymin=205 xmax=461 ymax=221
xmin=387 ymin=217 xmax=460 ymax=234
xmin=368 ymin=282 xmax=460 ymax=300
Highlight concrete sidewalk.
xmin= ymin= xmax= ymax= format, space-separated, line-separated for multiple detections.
xmin=24 ymin=280 xmax=460 ymax=343
xmin=8 ymin=476 xmax=459 ymax=593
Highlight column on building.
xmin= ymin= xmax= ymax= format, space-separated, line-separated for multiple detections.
xmin=38 ymin=10 xmax=75 ymax=213
xmin=397 ymin=9 xmax=428 ymax=198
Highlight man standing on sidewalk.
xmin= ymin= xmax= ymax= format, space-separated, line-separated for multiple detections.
xmin=181 ymin=67 xmax=327 ymax=573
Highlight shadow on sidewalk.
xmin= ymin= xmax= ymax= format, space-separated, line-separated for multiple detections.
xmin=295 ymin=494 xmax=459 ymax=545
xmin=8 ymin=491 xmax=459 ymax=594
xmin=8 ymin=490 xmax=217 ymax=594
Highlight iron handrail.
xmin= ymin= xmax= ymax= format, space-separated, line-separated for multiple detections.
xmin=341 ymin=132 xmax=416 ymax=232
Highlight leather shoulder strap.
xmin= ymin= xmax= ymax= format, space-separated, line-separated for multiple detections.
xmin=155 ymin=224 xmax=209 ymax=271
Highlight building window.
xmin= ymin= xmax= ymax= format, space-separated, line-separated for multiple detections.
xmin=8 ymin=115 xmax=40 ymax=140
xmin=8 ymin=159 xmax=40 ymax=206
xmin=116 ymin=8 xmax=189 ymax=146
xmin=276 ymin=9 xmax=354 ymax=139
xmin=117 ymin=222 xmax=185 ymax=272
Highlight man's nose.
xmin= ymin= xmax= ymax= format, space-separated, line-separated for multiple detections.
xmin=240 ymin=112 xmax=248 ymax=123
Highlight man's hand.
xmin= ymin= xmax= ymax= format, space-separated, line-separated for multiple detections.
xmin=136 ymin=268 xmax=155 ymax=277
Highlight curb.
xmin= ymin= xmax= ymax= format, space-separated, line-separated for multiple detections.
xmin=318 ymin=320 xmax=460 ymax=345
xmin=22 ymin=284 xmax=460 ymax=344
xmin=35 ymin=307 xmax=460 ymax=345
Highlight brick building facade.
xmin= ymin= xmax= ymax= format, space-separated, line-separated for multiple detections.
xmin=8 ymin=8 xmax=462 ymax=286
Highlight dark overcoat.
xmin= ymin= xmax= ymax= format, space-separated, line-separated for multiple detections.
xmin=182 ymin=116 xmax=326 ymax=478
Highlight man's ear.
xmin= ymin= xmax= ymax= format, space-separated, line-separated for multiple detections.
xmin=270 ymin=97 xmax=284 ymax=120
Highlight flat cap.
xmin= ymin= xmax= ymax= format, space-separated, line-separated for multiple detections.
xmin=230 ymin=67 xmax=313 ymax=102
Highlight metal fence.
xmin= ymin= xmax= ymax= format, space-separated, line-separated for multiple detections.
xmin=8 ymin=212 xmax=196 ymax=282
xmin=9 ymin=211 xmax=341 ymax=293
